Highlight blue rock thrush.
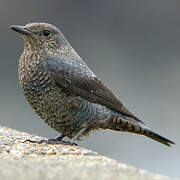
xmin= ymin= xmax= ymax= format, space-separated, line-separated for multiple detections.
xmin=10 ymin=23 xmax=174 ymax=146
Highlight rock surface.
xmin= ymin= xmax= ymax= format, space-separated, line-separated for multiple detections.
xmin=0 ymin=126 xmax=176 ymax=180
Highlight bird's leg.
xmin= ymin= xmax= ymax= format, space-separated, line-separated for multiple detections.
xmin=47 ymin=134 xmax=66 ymax=141
xmin=23 ymin=134 xmax=69 ymax=145
xmin=46 ymin=127 xmax=87 ymax=145
xmin=24 ymin=126 xmax=87 ymax=145
xmin=70 ymin=127 xmax=87 ymax=144
xmin=46 ymin=134 xmax=78 ymax=145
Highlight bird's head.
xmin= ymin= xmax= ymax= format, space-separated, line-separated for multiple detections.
xmin=10 ymin=23 xmax=69 ymax=53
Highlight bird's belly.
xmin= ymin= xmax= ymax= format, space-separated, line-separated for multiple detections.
xmin=22 ymin=84 xmax=112 ymax=138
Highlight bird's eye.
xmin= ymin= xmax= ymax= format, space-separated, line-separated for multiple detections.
xmin=42 ymin=30 xmax=51 ymax=36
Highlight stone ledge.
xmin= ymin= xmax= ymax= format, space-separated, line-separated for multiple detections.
xmin=0 ymin=126 xmax=176 ymax=180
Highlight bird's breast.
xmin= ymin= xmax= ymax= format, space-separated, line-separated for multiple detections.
xmin=18 ymin=50 xmax=48 ymax=90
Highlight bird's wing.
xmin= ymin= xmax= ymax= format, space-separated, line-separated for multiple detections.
xmin=45 ymin=56 xmax=141 ymax=122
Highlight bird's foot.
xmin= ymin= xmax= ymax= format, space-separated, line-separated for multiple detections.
xmin=23 ymin=138 xmax=77 ymax=146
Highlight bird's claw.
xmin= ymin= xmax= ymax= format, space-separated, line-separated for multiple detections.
xmin=23 ymin=139 xmax=78 ymax=146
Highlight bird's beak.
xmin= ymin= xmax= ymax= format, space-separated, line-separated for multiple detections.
xmin=10 ymin=25 xmax=33 ymax=36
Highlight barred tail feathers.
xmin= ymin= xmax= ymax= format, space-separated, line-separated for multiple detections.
xmin=109 ymin=115 xmax=175 ymax=146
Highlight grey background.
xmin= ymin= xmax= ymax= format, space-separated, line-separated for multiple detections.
xmin=0 ymin=0 xmax=179 ymax=178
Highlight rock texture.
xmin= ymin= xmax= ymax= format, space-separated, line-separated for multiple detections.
xmin=0 ymin=126 xmax=176 ymax=180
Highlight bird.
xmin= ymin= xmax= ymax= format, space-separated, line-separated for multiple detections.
xmin=10 ymin=22 xmax=174 ymax=146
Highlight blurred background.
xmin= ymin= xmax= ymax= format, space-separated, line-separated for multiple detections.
xmin=0 ymin=0 xmax=179 ymax=177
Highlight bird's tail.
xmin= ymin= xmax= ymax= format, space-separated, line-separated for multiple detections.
xmin=140 ymin=127 xmax=175 ymax=146
xmin=108 ymin=115 xmax=175 ymax=146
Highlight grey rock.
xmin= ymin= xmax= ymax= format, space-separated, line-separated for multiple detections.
xmin=0 ymin=126 xmax=176 ymax=180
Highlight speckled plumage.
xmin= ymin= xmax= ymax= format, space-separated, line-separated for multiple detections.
xmin=10 ymin=23 xmax=174 ymax=146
